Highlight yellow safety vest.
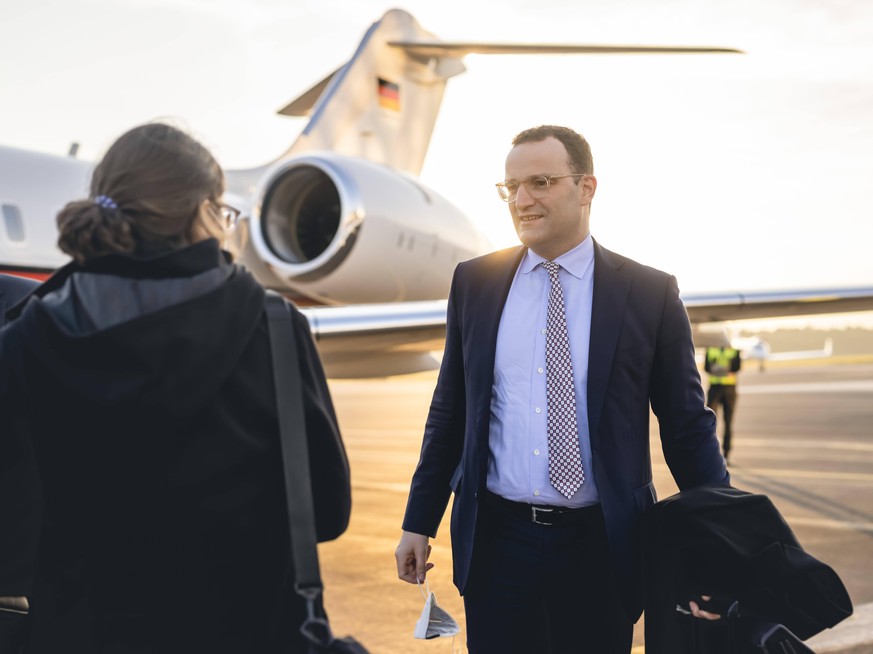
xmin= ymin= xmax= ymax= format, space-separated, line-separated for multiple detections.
xmin=706 ymin=347 xmax=739 ymax=385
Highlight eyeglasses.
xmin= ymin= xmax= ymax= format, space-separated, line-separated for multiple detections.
xmin=214 ymin=202 xmax=242 ymax=231
xmin=495 ymin=174 xmax=589 ymax=202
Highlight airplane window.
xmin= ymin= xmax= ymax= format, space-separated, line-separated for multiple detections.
xmin=2 ymin=204 xmax=25 ymax=242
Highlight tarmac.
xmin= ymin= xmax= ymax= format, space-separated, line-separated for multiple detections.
xmin=321 ymin=358 xmax=873 ymax=653
xmin=806 ymin=602 xmax=873 ymax=653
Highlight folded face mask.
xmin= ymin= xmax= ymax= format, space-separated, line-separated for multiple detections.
xmin=414 ymin=579 xmax=460 ymax=640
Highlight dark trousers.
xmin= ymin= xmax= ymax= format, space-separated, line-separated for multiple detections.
xmin=706 ymin=385 xmax=738 ymax=457
xmin=463 ymin=493 xmax=633 ymax=654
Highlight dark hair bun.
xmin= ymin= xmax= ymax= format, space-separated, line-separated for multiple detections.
xmin=56 ymin=200 xmax=136 ymax=264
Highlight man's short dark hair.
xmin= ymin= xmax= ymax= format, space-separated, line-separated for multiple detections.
xmin=512 ymin=125 xmax=593 ymax=174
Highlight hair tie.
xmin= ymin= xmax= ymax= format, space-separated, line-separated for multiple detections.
xmin=95 ymin=195 xmax=118 ymax=210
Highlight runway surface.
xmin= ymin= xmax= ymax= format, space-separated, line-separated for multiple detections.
xmin=317 ymin=361 xmax=873 ymax=653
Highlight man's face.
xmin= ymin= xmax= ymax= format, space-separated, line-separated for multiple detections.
xmin=504 ymin=137 xmax=596 ymax=261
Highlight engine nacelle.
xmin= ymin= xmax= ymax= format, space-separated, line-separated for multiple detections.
xmin=243 ymin=152 xmax=489 ymax=304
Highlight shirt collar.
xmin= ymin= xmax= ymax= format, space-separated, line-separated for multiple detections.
xmin=520 ymin=234 xmax=594 ymax=280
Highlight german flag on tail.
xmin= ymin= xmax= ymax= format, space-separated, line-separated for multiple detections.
xmin=378 ymin=78 xmax=400 ymax=111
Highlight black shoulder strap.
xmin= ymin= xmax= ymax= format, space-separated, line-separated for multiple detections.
xmin=265 ymin=292 xmax=368 ymax=654
xmin=264 ymin=292 xmax=322 ymax=594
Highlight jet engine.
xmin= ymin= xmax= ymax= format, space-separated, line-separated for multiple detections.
xmin=238 ymin=152 xmax=489 ymax=305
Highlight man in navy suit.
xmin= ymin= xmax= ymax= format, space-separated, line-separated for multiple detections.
xmin=395 ymin=126 xmax=728 ymax=653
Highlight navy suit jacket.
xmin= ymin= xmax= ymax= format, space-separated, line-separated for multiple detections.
xmin=402 ymin=239 xmax=728 ymax=621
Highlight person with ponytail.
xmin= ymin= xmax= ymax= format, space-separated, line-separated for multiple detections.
xmin=0 ymin=123 xmax=351 ymax=653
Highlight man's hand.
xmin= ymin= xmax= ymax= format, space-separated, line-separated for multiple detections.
xmin=689 ymin=595 xmax=722 ymax=621
xmin=395 ymin=531 xmax=434 ymax=584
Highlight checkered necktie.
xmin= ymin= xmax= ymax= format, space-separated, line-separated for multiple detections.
xmin=542 ymin=261 xmax=584 ymax=498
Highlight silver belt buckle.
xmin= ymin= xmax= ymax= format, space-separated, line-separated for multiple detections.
xmin=531 ymin=506 xmax=554 ymax=525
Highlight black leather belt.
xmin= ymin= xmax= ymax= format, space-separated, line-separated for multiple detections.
xmin=483 ymin=491 xmax=601 ymax=526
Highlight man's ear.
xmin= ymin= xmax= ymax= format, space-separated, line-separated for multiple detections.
xmin=581 ymin=174 xmax=597 ymax=205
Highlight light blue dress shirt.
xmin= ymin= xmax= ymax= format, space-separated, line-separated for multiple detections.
xmin=486 ymin=235 xmax=600 ymax=507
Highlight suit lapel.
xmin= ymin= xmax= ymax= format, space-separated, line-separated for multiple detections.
xmin=587 ymin=240 xmax=632 ymax=448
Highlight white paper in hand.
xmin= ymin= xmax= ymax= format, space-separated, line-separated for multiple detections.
xmin=414 ymin=579 xmax=460 ymax=640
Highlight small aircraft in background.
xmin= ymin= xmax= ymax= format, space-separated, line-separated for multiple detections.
xmin=696 ymin=322 xmax=839 ymax=372
xmin=1 ymin=9 xmax=871 ymax=376
xmin=733 ymin=335 xmax=834 ymax=371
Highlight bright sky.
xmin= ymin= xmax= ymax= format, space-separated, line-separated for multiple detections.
xmin=3 ymin=0 xmax=873 ymax=299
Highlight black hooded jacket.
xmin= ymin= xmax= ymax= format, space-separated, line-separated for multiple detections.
xmin=0 ymin=274 xmax=38 ymax=325
xmin=0 ymin=273 xmax=41 ymax=598
xmin=0 ymin=240 xmax=351 ymax=652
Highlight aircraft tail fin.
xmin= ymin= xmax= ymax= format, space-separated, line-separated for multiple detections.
xmin=275 ymin=9 xmax=742 ymax=176
xmin=823 ymin=337 xmax=834 ymax=356
xmin=279 ymin=9 xmax=464 ymax=176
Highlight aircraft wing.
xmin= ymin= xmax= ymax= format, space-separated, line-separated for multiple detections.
xmin=681 ymin=287 xmax=873 ymax=323
xmin=302 ymin=287 xmax=873 ymax=377
xmin=301 ymin=299 xmax=447 ymax=349
xmin=300 ymin=300 xmax=448 ymax=378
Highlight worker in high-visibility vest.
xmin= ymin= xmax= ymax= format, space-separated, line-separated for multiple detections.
xmin=704 ymin=345 xmax=742 ymax=464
